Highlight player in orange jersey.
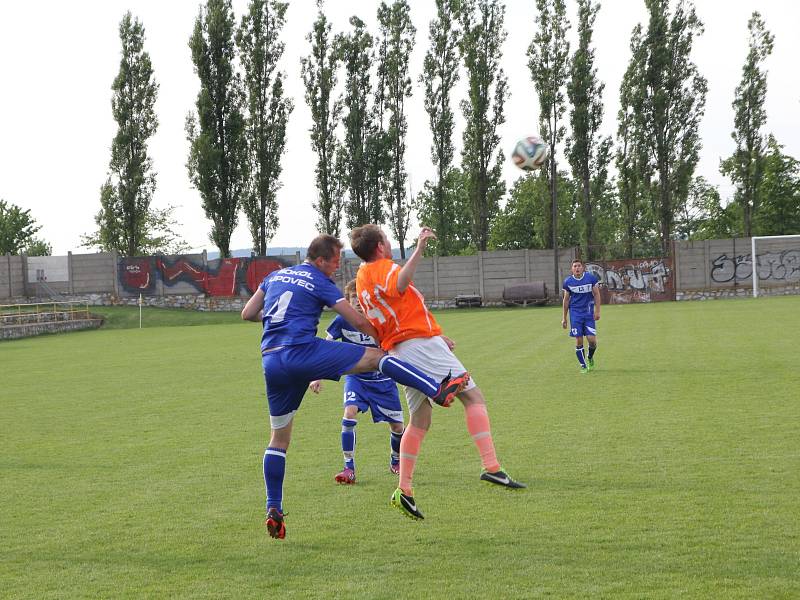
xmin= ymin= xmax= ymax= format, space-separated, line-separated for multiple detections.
xmin=351 ymin=224 xmax=526 ymax=520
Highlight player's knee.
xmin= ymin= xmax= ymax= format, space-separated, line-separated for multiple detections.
xmin=361 ymin=347 xmax=385 ymax=370
xmin=269 ymin=428 xmax=291 ymax=449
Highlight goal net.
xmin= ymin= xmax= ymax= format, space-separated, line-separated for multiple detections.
xmin=751 ymin=234 xmax=800 ymax=297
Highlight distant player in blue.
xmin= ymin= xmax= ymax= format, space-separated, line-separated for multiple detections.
xmin=309 ymin=281 xmax=404 ymax=485
xmin=241 ymin=234 xmax=468 ymax=540
xmin=561 ymin=258 xmax=602 ymax=373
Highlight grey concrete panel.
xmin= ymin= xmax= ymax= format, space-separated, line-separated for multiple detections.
xmin=71 ymin=253 xmax=116 ymax=293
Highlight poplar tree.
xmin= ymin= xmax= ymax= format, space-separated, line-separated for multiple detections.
xmin=337 ymin=16 xmax=379 ymax=229
xmin=616 ymin=24 xmax=653 ymax=258
xmin=186 ymin=0 xmax=247 ymax=258
xmin=528 ymin=0 xmax=570 ymax=253
xmin=301 ymin=1 xmax=343 ymax=236
xmin=459 ymin=0 xmax=508 ymax=252
xmin=89 ymin=12 xmax=162 ymax=257
xmin=366 ymin=15 xmax=391 ymax=237
xmin=720 ymin=11 xmax=774 ymax=238
xmin=237 ymin=0 xmax=293 ymax=255
xmin=566 ymin=0 xmax=611 ymax=260
xmin=377 ymin=0 xmax=415 ymax=258
xmin=419 ymin=0 xmax=461 ymax=256
xmin=628 ymin=0 xmax=707 ymax=256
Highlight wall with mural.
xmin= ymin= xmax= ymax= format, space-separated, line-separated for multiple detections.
xmin=119 ymin=255 xmax=294 ymax=297
xmin=709 ymin=249 xmax=800 ymax=284
xmin=4 ymin=238 xmax=800 ymax=304
xmin=674 ymin=238 xmax=800 ymax=290
xmin=586 ymin=258 xmax=674 ymax=303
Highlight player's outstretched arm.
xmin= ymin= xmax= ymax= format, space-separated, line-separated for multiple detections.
xmin=561 ymin=290 xmax=570 ymax=329
xmin=398 ymin=227 xmax=436 ymax=293
xmin=332 ymin=299 xmax=380 ymax=340
xmin=242 ymin=288 xmax=265 ymax=322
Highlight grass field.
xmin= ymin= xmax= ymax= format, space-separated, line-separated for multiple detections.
xmin=2 ymin=297 xmax=799 ymax=599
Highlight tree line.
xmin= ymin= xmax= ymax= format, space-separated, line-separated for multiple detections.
xmin=3 ymin=0 xmax=796 ymax=259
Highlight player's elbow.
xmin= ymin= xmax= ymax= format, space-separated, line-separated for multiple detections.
xmin=241 ymin=306 xmax=259 ymax=321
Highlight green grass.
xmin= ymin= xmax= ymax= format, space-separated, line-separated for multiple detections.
xmin=2 ymin=298 xmax=799 ymax=599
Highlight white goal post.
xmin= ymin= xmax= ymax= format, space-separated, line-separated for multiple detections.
xmin=751 ymin=234 xmax=800 ymax=297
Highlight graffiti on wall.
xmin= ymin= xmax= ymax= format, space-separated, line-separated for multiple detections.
xmin=586 ymin=258 xmax=674 ymax=303
xmin=119 ymin=256 xmax=292 ymax=296
xmin=710 ymin=249 xmax=800 ymax=283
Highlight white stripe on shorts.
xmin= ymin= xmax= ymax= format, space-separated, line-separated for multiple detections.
xmin=270 ymin=410 xmax=297 ymax=430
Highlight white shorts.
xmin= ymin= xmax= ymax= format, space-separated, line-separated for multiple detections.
xmin=389 ymin=336 xmax=476 ymax=413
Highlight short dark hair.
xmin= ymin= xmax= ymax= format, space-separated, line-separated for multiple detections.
xmin=344 ymin=279 xmax=357 ymax=299
xmin=572 ymin=258 xmax=585 ymax=266
xmin=350 ymin=224 xmax=383 ymax=261
xmin=307 ymin=234 xmax=343 ymax=261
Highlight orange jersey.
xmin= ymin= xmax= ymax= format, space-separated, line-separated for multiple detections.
xmin=356 ymin=258 xmax=441 ymax=350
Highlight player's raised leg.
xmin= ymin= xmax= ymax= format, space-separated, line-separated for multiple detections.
xmin=347 ymin=346 xmax=469 ymax=407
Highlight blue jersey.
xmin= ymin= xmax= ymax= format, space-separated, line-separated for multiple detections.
xmin=327 ymin=315 xmax=383 ymax=381
xmin=259 ymin=262 xmax=344 ymax=351
xmin=563 ymin=272 xmax=600 ymax=316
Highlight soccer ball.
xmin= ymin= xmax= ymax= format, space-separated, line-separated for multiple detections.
xmin=511 ymin=136 xmax=550 ymax=171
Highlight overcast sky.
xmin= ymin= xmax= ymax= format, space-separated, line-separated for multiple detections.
xmin=1 ymin=0 xmax=798 ymax=256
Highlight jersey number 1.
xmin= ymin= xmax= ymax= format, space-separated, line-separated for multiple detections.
xmin=360 ymin=289 xmax=386 ymax=323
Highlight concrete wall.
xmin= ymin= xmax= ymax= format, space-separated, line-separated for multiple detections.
xmin=339 ymin=247 xmax=577 ymax=302
xmin=0 ymin=255 xmax=25 ymax=300
xmin=71 ymin=253 xmax=116 ymax=294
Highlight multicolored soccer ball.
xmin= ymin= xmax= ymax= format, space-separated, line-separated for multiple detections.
xmin=511 ymin=136 xmax=550 ymax=171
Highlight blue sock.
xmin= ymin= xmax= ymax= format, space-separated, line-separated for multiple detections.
xmin=390 ymin=429 xmax=403 ymax=464
xmin=576 ymin=346 xmax=586 ymax=367
xmin=342 ymin=418 xmax=357 ymax=471
xmin=588 ymin=344 xmax=597 ymax=360
xmin=378 ymin=355 xmax=438 ymax=396
xmin=263 ymin=447 xmax=286 ymax=512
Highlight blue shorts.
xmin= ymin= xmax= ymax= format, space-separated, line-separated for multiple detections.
xmin=568 ymin=313 xmax=597 ymax=338
xmin=343 ymin=376 xmax=403 ymax=424
xmin=262 ymin=338 xmax=366 ymax=426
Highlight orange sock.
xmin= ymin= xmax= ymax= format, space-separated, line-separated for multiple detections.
xmin=465 ymin=402 xmax=501 ymax=472
xmin=399 ymin=424 xmax=427 ymax=495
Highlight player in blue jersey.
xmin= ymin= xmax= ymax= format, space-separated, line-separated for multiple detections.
xmin=309 ymin=280 xmax=405 ymax=485
xmin=561 ymin=258 xmax=602 ymax=373
xmin=241 ymin=234 xmax=468 ymax=539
